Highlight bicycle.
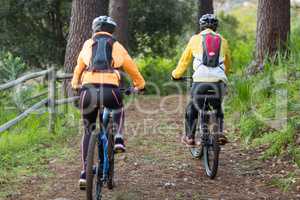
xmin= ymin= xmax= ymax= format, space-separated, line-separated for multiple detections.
xmin=85 ymin=87 xmax=140 ymax=200
xmin=175 ymin=77 xmax=223 ymax=179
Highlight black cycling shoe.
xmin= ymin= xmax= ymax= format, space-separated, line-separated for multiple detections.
xmin=217 ymin=134 xmax=229 ymax=145
xmin=79 ymin=171 xmax=87 ymax=190
xmin=114 ymin=137 xmax=126 ymax=153
xmin=78 ymin=166 xmax=97 ymax=190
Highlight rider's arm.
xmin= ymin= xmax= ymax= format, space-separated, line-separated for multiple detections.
xmin=171 ymin=39 xmax=193 ymax=79
xmin=71 ymin=40 xmax=91 ymax=89
xmin=222 ymin=38 xmax=231 ymax=75
xmin=112 ymin=42 xmax=146 ymax=90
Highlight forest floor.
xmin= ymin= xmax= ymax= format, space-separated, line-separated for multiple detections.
xmin=4 ymin=95 xmax=300 ymax=200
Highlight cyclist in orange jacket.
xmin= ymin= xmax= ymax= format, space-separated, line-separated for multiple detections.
xmin=71 ymin=16 xmax=145 ymax=188
xmin=172 ymin=14 xmax=231 ymax=146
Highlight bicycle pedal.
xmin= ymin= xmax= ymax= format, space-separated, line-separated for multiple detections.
xmin=218 ymin=139 xmax=228 ymax=145
xmin=114 ymin=145 xmax=126 ymax=153
xmin=79 ymin=186 xmax=86 ymax=191
xmin=79 ymin=180 xmax=87 ymax=191
xmin=114 ymin=149 xmax=125 ymax=154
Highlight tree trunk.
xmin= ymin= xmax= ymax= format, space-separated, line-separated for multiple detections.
xmin=97 ymin=0 xmax=110 ymax=16
xmin=197 ymin=0 xmax=214 ymax=32
xmin=109 ymin=0 xmax=128 ymax=48
xmin=48 ymin=0 xmax=66 ymax=65
xmin=255 ymin=0 xmax=290 ymax=68
xmin=63 ymin=0 xmax=109 ymax=95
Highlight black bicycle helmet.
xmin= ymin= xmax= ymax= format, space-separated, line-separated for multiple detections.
xmin=199 ymin=14 xmax=218 ymax=31
xmin=92 ymin=16 xmax=117 ymax=33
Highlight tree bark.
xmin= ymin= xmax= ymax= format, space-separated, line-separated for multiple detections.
xmin=48 ymin=0 xmax=66 ymax=65
xmin=109 ymin=0 xmax=129 ymax=48
xmin=97 ymin=0 xmax=110 ymax=16
xmin=63 ymin=0 xmax=109 ymax=95
xmin=255 ymin=0 xmax=290 ymax=68
xmin=198 ymin=0 xmax=214 ymax=32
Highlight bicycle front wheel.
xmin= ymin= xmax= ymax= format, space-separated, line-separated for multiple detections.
xmin=203 ymin=134 xmax=220 ymax=179
xmin=107 ymin=130 xmax=115 ymax=190
xmin=86 ymin=133 xmax=103 ymax=200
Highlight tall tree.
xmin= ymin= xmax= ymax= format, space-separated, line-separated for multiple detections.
xmin=98 ymin=0 xmax=110 ymax=16
xmin=255 ymin=0 xmax=290 ymax=69
xmin=198 ymin=0 xmax=214 ymax=31
xmin=128 ymin=0 xmax=192 ymax=57
xmin=63 ymin=0 xmax=109 ymax=93
xmin=0 ymin=0 xmax=71 ymax=67
xmin=109 ymin=0 xmax=129 ymax=48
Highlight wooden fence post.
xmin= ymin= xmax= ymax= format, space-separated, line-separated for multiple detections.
xmin=62 ymin=84 xmax=68 ymax=114
xmin=48 ymin=67 xmax=56 ymax=133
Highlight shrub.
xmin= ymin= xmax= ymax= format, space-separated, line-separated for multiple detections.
xmin=239 ymin=114 xmax=266 ymax=144
xmin=0 ymin=51 xmax=28 ymax=83
xmin=136 ymin=56 xmax=188 ymax=95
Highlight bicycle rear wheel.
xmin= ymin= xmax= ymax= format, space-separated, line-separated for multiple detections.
xmin=86 ymin=133 xmax=103 ymax=200
xmin=203 ymin=134 xmax=220 ymax=179
xmin=107 ymin=129 xmax=115 ymax=189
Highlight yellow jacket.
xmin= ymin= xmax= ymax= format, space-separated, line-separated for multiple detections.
xmin=172 ymin=29 xmax=231 ymax=83
xmin=71 ymin=32 xmax=145 ymax=89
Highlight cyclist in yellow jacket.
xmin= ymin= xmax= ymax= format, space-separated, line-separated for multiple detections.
xmin=71 ymin=16 xmax=145 ymax=189
xmin=172 ymin=14 xmax=231 ymax=146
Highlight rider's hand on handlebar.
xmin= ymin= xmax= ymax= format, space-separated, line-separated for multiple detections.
xmin=171 ymin=76 xmax=182 ymax=81
xmin=72 ymin=84 xmax=81 ymax=91
xmin=72 ymin=85 xmax=81 ymax=108
xmin=124 ymin=87 xmax=145 ymax=95
xmin=124 ymin=87 xmax=136 ymax=95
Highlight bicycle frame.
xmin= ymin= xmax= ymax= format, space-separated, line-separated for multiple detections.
xmin=86 ymin=87 xmax=139 ymax=200
xmin=174 ymin=77 xmax=221 ymax=179
xmin=98 ymin=108 xmax=112 ymax=182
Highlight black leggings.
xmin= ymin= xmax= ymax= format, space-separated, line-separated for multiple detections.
xmin=80 ymin=84 xmax=124 ymax=170
xmin=185 ymin=82 xmax=226 ymax=137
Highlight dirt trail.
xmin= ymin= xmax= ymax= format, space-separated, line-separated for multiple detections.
xmin=7 ymin=95 xmax=300 ymax=200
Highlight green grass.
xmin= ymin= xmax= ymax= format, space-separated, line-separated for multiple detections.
xmin=252 ymin=125 xmax=295 ymax=158
xmin=269 ymin=172 xmax=298 ymax=192
xmin=219 ymin=7 xmax=300 ymax=193
xmin=0 ymin=106 xmax=80 ymax=198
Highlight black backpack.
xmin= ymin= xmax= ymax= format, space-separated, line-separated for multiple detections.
xmin=88 ymin=34 xmax=116 ymax=72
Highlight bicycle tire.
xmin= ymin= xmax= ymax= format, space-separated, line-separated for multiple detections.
xmin=203 ymin=134 xmax=220 ymax=179
xmin=86 ymin=133 xmax=103 ymax=200
xmin=107 ymin=125 xmax=115 ymax=190
xmin=190 ymin=122 xmax=203 ymax=159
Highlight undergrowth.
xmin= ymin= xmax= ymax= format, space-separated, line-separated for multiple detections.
xmin=0 ymin=106 xmax=80 ymax=198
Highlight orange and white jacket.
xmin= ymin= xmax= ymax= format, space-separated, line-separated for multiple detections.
xmin=71 ymin=32 xmax=145 ymax=89
xmin=172 ymin=29 xmax=231 ymax=83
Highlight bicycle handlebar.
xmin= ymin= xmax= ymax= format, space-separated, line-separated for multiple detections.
xmin=172 ymin=76 xmax=192 ymax=81
xmin=172 ymin=76 xmax=193 ymax=82
xmin=73 ymin=86 xmax=145 ymax=97
xmin=120 ymin=87 xmax=145 ymax=96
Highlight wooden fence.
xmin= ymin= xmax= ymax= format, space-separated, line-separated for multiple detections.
xmin=0 ymin=68 xmax=78 ymax=133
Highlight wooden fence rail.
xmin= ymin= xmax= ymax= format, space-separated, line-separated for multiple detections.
xmin=0 ymin=68 xmax=76 ymax=133
xmin=0 ymin=69 xmax=52 ymax=91
xmin=0 ymin=98 xmax=48 ymax=133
